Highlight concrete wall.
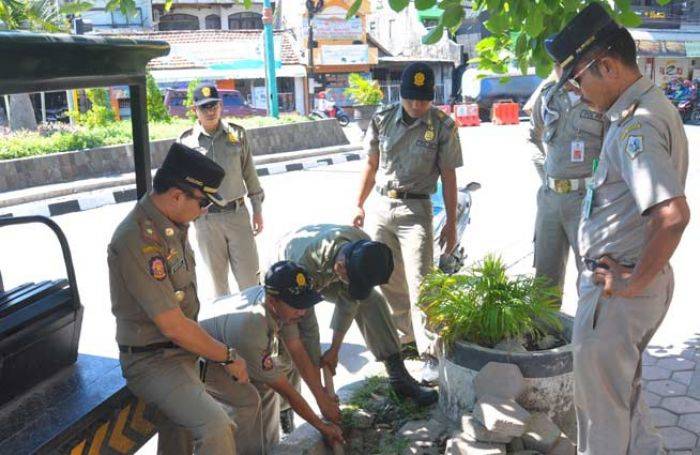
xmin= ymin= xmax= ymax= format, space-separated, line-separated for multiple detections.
xmin=0 ymin=119 xmax=348 ymax=193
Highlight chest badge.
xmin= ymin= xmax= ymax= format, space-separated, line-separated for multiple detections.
xmin=424 ymin=128 xmax=435 ymax=141
xmin=149 ymin=256 xmax=168 ymax=281
xmin=625 ymin=135 xmax=644 ymax=159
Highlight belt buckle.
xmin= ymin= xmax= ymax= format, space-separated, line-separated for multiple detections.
xmin=387 ymin=189 xmax=399 ymax=198
xmin=554 ymin=179 xmax=571 ymax=193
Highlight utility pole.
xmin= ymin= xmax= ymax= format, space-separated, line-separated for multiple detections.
xmin=262 ymin=0 xmax=279 ymax=118
xmin=306 ymin=0 xmax=324 ymax=110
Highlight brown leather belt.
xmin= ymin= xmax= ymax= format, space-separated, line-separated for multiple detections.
xmin=119 ymin=341 xmax=176 ymax=354
xmin=376 ymin=187 xmax=429 ymax=200
xmin=208 ymin=197 xmax=245 ymax=213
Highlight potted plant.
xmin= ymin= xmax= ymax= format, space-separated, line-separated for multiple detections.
xmin=419 ymin=254 xmax=576 ymax=437
xmin=344 ymin=73 xmax=384 ymax=132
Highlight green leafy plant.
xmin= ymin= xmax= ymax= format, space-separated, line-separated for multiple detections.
xmin=146 ymin=72 xmax=171 ymax=123
xmin=69 ymin=88 xmax=116 ymax=128
xmin=419 ymin=254 xmax=562 ymax=348
xmin=184 ymin=78 xmax=202 ymax=121
xmin=344 ymin=73 xmax=384 ymax=106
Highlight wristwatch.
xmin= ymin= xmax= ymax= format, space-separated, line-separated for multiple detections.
xmin=219 ymin=346 xmax=238 ymax=365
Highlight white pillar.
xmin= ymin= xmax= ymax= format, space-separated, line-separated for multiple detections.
xmin=40 ymin=92 xmax=47 ymax=123
xmin=294 ymin=76 xmax=306 ymax=114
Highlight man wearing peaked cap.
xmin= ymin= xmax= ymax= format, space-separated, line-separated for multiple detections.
xmin=179 ymin=82 xmax=265 ymax=298
xmin=354 ymin=62 xmax=464 ymax=385
xmin=271 ymin=224 xmax=438 ymax=418
xmin=198 ymin=261 xmax=344 ymax=452
xmin=547 ymin=3 xmax=690 ymax=453
xmin=108 ymin=142 xmax=264 ymax=454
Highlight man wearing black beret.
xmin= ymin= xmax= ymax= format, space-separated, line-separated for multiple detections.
xmin=108 ymin=143 xmax=260 ymax=454
xmin=547 ymin=3 xmax=690 ymax=453
xmin=353 ymin=62 xmax=464 ymax=384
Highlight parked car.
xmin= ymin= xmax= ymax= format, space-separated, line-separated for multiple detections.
xmin=461 ymin=71 xmax=543 ymax=122
xmin=164 ymin=88 xmax=266 ymax=118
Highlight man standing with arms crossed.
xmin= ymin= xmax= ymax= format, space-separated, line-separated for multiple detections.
xmin=354 ymin=63 xmax=463 ymax=384
xmin=179 ymin=83 xmax=264 ymax=297
xmin=547 ymin=3 xmax=690 ymax=453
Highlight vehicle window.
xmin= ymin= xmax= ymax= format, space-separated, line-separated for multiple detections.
xmin=480 ymin=76 xmax=542 ymax=99
xmin=168 ymin=92 xmax=186 ymax=107
xmin=222 ymin=93 xmax=243 ymax=107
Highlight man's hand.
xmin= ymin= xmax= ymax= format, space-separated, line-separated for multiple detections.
xmin=593 ymin=256 xmax=637 ymax=298
xmin=352 ymin=207 xmax=365 ymax=228
xmin=439 ymin=222 xmax=457 ymax=255
xmin=252 ymin=212 xmax=264 ymax=235
xmin=317 ymin=391 xmax=341 ymax=423
xmin=224 ymin=358 xmax=249 ymax=383
xmin=319 ymin=422 xmax=345 ymax=446
xmin=320 ymin=347 xmax=340 ymax=376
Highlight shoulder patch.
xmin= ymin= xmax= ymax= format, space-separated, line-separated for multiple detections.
xmin=620 ymin=121 xmax=642 ymax=141
xmin=625 ymin=135 xmax=644 ymax=159
xmin=148 ymin=255 xmax=168 ymax=281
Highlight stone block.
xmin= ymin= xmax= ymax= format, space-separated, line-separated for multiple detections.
xmin=658 ymin=357 xmax=696 ymax=372
xmin=650 ymin=407 xmax=679 ymax=427
xmin=270 ymin=422 xmax=329 ymax=455
xmin=350 ymin=409 xmax=375 ymax=429
xmin=661 ymin=397 xmax=700 ymax=414
xmin=644 ymin=390 xmax=663 ymax=407
xmin=646 ymin=379 xmax=688 ymax=397
xmin=507 ymin=437 xmax=525 ymax=452
xmin=474 ymin=362 xmax=525 ymax=400
xmin=398 ymin=418 xmax=447 ymax=442
xmin=401 ymin=440 xmax=440 ymax=455
xmin=473 ymin=395 xmax=530 ymax=438
xmin=678 ymin=413 xmax=700 ymax=433
xmin=658 ymin=427 xmax=698 ymax=450
xmin=546 ymin=435 xmax=576 ymax=455
xmin=444 ymin=437 xmax=506 ymax=455
xmin=672 ymin=371 xmax=693 ymax=386
xmin=460 ymin=414 xmax=512 ymax=444
xmin=521 ymin=413 xmax=561 ymax=453
xmin=643 ymin=365 xmax=673 ymax=381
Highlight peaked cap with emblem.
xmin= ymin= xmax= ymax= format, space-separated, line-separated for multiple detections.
xmin=157 ymin=142 xmax=226 ymax=207
xmin=401 ymin=62 xmax=435 ymax=101
xmin=193 ymin=83 xmax=220 ymax=106
xmin=265 ymin=261 xmax=323 ymax=309
xmin=545 ymin=2 xmax=624 ymax=83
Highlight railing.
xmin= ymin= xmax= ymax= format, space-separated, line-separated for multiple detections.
xmin=380 ymin=83 xmax=447 ymax=105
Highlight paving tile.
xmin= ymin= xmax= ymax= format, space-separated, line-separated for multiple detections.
xmin=644 ymin=365 xmax=673 ymax=381
xmin=651 ymin=407 xmax=679 ymax=427
xmin=645 ymin=391 xmax=663 ymax=407
xmin=668 ymin=450 xmax=692 ymax=455
xmin=658 ymin=358 xmax=697 ymax=372
xmin=644 ymin=352 xmax=660 ymax=366
xmin=674 ymin=371 xmax=694 ymax=386
xmin=678 ymin=414 xmax=700 ymax=434
xmin=661 ymin=397 xmax=700 ymax=415
xmin=647 ymin=380 xmax=689 ymax=397
xmin=681 ymin=348 xmax=700 ymax=362
xmin=659 ymin=427 xmax=697 ymax=450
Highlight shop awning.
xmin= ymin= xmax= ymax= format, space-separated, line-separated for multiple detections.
xmin=417 ymin=6 xmax=443 ymax=21
xmin=150 ymin=64 xmax=307 ymax=83
xmin=636 ymin=40 xmax=686 ymax=57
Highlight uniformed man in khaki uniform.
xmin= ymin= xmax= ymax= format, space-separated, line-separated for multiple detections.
xmin=199 ymin=261 xmax=345 ymax=453
xmin=108 ymin=143 xmax=264 ymax=454
xmin=274 ymin=224 xmax=438 ymax=405
xmin=179 ymin=84 xmax=264 ymax=297
xmin=530 ymin=65 xmax=605 ymax=306
xmin=547 ymin=4 xmax=690 ymax=454
xmin=354 ymin=62 xmax=463 ymax=384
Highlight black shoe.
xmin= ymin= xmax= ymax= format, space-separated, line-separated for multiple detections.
xmin=383 ymin=353 xmax=438 ymax=406
xmin=280 ymin=408 xmax=295 ymax=434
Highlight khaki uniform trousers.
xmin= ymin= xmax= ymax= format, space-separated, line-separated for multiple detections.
xmin=573 ymin=266 xmax=673 ymax=455
xmin=533 ymin=186 xmax=585 ymax=306
xmin=201 ymin=362 xmax=266 ymax=455
xmin=195 ymin=205 xmax=260 ymax=298
xmin=121 ymin=349 xmax=239 ymax=455
xmin=371 ymin=197 xmax=436 ymax=356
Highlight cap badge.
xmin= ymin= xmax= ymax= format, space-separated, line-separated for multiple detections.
xmin=202 ymin=87 xmax=211 ymax=97
xmin=296 ymin=272 xmax=306 ymax=287
xmin=414 ymin=72 xmax=426 ymax=87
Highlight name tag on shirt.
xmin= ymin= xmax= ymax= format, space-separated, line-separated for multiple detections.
xmin=571 ymin=140 xmax=585 ymax=163
xmin=415 ymin=139 xmax=437 ymax=149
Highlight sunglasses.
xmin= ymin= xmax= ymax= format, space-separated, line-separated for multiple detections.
xmin=197 ymin=102 xmax=220 ymax=112
xmin=178 ymin=186 xmax=212 ymax=209
xmin=568 ymin=58 xmax=599 ymax=90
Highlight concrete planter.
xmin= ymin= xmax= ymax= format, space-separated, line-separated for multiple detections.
xmin=353 ymin=105 xmax=379 ymax=133
xmin=438 ymin=314 xmax=576 ymax=438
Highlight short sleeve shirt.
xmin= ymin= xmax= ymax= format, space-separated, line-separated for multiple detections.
xmin=365 ymin=104 xmax=463 ymax=194
xmin=578 ymin=77 xmax=688 ymax=264
xmin=108 ymin=195 xmax=199 ymax=346
xmin=199 ymin=286 xmax=297 ymax=384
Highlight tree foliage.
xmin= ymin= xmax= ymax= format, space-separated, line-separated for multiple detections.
xmin=146 ymin=72 xmax=171 ymax=123
xmin=344 ymin=73 xmax=384 ymax=106
xmin=347 ymin=0 xmax=673 ymax=77
xmin=70 ymin=88 xmax=116 ymax=128
xmin=184 ymin=78 xmax=201 ymax=121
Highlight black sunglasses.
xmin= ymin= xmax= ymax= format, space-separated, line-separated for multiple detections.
xmin=178 ymin=185 xmax=212 ymax=209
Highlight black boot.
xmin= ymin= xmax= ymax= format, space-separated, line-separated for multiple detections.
xmin=280 ymin=408 xmax=295 ymax=434
xmin=383 ymin=353 xmax=438 ymax=406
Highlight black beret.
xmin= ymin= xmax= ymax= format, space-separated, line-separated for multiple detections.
xmin=265 ymin=261 xmax=323 ymax=309
xmin=159 ymin=142 xmax=226 ymax=207
xmin=342 ymin=240 xmax=394 ymax=300
xmin=401 ymin=62 xmax=435 ymax=101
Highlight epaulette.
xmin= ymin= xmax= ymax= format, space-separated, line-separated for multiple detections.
xmin=178 ymin=127 xmax=194 ymax=140
xmin=620 ymin=100 xmax=640 ymax=123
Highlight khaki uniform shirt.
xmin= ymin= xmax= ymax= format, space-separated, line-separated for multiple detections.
xmin=200 ymin=286 xmax=297 ymax=384
xmin=108 ymin=195 xmax=199 ymax=346
xmin=365 ymin=104 xmax=463 ymax=194
xmin=179 ymin=121 xmax=264 ymax=213
xmin=275 ymin=224 xmax=369 ymax=330
xmin=530 ymin=82 xmax=605 ymax=179
xmin=579 ymin=77 xmax=688 ymax=264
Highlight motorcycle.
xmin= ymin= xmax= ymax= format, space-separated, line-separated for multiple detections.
xmin=310 ymin=105 xmax=351 ymax=127
xmin=432 ymin=181 xmax=481 ymax=274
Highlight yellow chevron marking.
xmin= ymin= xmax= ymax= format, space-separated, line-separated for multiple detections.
xmin=87 ymin=422 xmax=109 ymax=455
xmin=130 ymin=399 xmax=155 ymax=435
xmin=69 ymin=439 xmax=86 ymax=455
xmin=108 ymin=403 xmax=135 ymax=453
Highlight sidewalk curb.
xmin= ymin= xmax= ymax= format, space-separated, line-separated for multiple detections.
xmin=0 ymin=148 xmax=366 ymax=219
xmin=0 ymin=144 xmax=362 ymax=210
